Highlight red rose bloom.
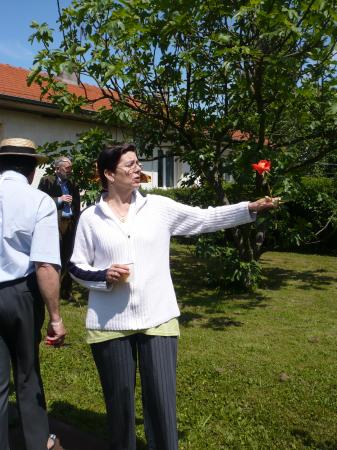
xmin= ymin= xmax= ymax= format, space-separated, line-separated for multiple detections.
xmin=251 ymin=160 xmax=271 ymax=175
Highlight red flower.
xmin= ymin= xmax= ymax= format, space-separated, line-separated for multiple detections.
xmin=251 ymin=160 xmax=271 ymax=175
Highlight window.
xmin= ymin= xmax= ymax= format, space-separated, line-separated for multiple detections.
xmin=157 ymin=149 xmax=174 ymax=188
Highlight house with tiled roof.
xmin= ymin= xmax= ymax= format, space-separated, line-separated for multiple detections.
xmin=0 ymin=63 xmax=119 ymax=138
xmin=0 ymin=63 xmax=185 ymax=187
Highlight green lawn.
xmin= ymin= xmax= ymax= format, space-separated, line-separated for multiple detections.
xmin=37 ymin=244 xmax=337 ymax=449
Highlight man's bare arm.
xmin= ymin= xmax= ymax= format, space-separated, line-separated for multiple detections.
xmin=35 ymin=262 xmax=66 ymax=344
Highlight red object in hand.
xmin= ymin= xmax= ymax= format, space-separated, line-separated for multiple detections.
xmin=45 ymin=336 xmax=58 ymax=346
xmin=251 ymin=160 xmax=271 ymax=175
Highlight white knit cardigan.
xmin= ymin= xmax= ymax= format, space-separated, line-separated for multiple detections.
xmin=70 ymin=191 xmax=256 ymax=331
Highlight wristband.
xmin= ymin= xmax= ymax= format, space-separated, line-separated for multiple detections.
xmin=50 ymin=318 xmax=63 ymax=326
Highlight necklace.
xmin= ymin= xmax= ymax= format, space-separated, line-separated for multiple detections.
xmin=105 ymin=198 xmax=130 ymax=222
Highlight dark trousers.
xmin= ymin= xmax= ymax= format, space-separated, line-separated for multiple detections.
xmin=59 ymin=217 xmax=76 ymax=299
xmin=91 ymin=335 xmax=178 ymax=450
xmin=0 ymin=275 xmax=49 ymax=450
xmin=0 ymin=337 xmax=10 ymax=450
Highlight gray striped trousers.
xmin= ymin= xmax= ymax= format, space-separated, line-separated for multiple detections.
xmin=91 ymin=334 xmax=178 ymax=450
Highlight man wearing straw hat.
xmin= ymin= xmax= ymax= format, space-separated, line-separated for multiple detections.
xmin=0 ymin=138 xmax=66 ymax=450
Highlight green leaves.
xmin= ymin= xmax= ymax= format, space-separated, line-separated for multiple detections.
xmin=26 ymin=0 xmax=337 ymax=267
xmin=29 ymin=21 xmax=54 ymax=44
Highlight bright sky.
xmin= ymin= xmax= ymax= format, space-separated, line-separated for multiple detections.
xmin=0 ymin=0 xmax=71 ymax=69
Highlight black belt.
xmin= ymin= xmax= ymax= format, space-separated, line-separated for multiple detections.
xmin=0 ymin=272 xmax=35 ymax=289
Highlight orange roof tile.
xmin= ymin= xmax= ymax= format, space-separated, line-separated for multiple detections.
xmin=229 ymin=129 xmax=270 ymax=146
xmin=0 ymin=63 xmax=112 ymax=112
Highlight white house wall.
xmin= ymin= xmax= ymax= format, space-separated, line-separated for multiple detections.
xmin=0 ymin=105 xmax=188 ymax=189
xmin=0 ymin=107 xmax=124 ymax=187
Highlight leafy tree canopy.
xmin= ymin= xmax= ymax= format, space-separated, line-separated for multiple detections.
xmin=29 ymin=0 xmax=337 ymax=262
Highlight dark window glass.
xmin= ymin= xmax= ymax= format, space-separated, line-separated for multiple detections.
xmin=165 ymin=155 xmax=174 ymax=187
xmin=158 ymin=149 xmax=163 ymax=187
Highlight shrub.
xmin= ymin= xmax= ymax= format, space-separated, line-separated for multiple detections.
xmin=196 ymin=235 xmax=262 ymax=292
xmin=141 ymin=186 xmax=219 ymax=207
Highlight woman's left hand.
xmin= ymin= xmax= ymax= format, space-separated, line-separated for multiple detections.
xmin=248 ymin=196 xmax=281 ymax=213
xmin=106 ymin=264 xmax=130 ymax=284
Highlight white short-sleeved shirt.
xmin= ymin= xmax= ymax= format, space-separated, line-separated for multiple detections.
xmin=0 ymin=170 xmax=61 ymax=282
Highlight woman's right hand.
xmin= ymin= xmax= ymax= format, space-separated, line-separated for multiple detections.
xmin=248 ymin=196 xmax=281 ymax=213
xmin=106 ymin=264 xmax=130 ymax=284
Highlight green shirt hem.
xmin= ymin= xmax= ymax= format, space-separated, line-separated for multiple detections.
xmin=86 ymin=318 xmax=180 ymax=344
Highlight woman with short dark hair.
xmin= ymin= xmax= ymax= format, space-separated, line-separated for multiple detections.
xmin=69 ymin=143 xmax=277 ymax=450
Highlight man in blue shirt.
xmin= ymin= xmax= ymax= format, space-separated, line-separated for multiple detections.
xmin=38 ymin=157 xmax=80 ymax=301
xmin=0 ymin=138 xmax=66 ymax=450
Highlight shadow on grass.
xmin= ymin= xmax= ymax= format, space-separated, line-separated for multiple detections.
xmin=171 ymin=244 xmax=336 ymax=332
xmin=171 ymin=243 xmax=335 ymax=304
xmin=180 ymin=311 xmax=244 ymax=329
xmin=171 ymin=246 xmax=272 ymax=330
xmin=262 ymin=267 xmax=336 ymax=291
xmin=291 ymin=429 xmax=337 ymax=450
xmin=49 ymin=401 xmax=187 ymax=449
xmin=50 ymin=401 xmax=148 ymax=449
xmin=9 ymin=399 xmax=147 ymax=450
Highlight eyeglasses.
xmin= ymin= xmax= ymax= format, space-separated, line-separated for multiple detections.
xmin=116 ymin=161 xmax=143 ymax=174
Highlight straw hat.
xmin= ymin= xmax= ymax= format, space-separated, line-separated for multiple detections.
xmin=0 ymin=138 xmax=47 ymax=163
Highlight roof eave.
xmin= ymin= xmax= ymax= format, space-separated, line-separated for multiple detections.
xmin=0 ymin=93 xmax=100 ymax=122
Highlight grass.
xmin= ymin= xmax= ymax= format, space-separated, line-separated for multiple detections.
xmin=19 ymin=244 xmax=337 ymax=449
